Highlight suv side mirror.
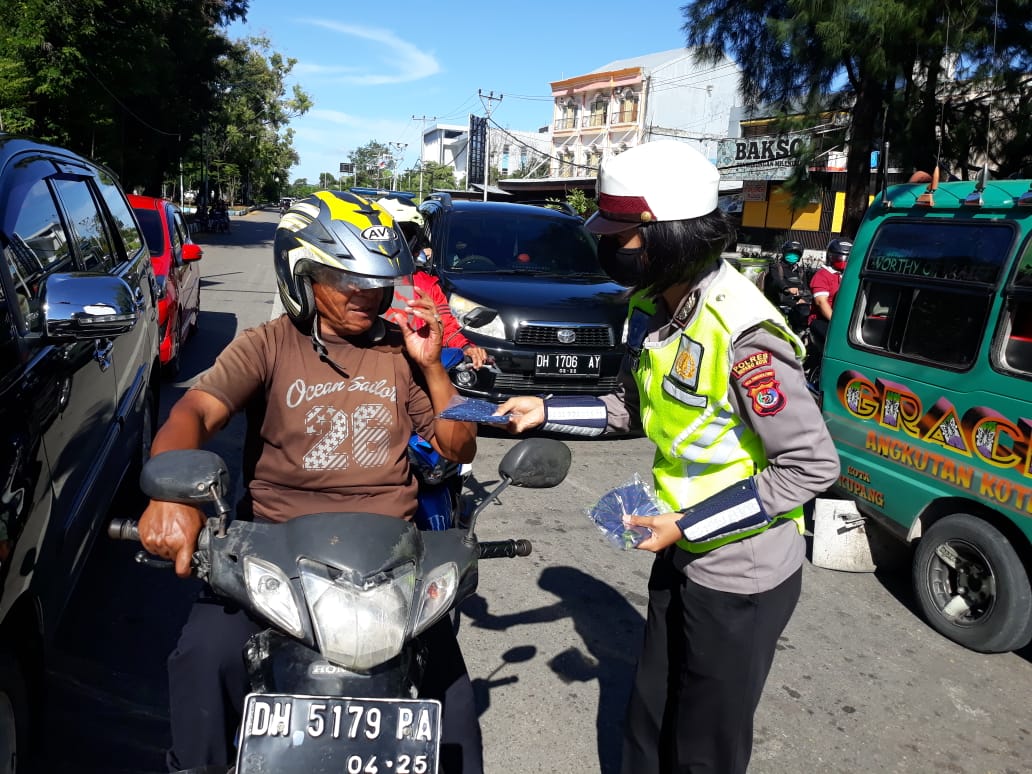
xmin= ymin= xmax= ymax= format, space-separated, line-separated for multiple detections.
xmin=42 ymin=272 xmax=140 ymax=340
xmin=182 ymin=243 xmax=203 ymax=262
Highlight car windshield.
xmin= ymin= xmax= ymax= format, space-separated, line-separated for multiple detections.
xmin=132 ymin=207 xmax=164 ymax=256
xmin=444 ymin=210 xmax=603 ymax=276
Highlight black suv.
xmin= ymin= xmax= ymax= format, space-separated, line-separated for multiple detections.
xmin=0 ymin=135 xmax=160 ymax=759
xmin=416 ymin=194 xmax=628 ymax=400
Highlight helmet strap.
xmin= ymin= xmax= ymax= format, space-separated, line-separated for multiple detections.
xmin=310 ymin=313 xmax=350 ymax=378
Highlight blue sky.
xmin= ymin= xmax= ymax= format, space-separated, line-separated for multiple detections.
xmin=228 ymin=1 xmax=689 ymax=183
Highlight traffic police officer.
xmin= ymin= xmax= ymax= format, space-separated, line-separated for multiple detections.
xmin=497 ymin=140 xmax=839 ymax=774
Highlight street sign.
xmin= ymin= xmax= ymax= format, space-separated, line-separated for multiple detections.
xmin=339 ymin=162 xmax=354 ymax=174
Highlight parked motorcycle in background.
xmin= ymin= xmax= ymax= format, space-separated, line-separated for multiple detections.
xmin=109 ymin=437 xmax=571 ymax=774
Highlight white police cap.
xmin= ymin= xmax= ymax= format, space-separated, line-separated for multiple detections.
xmin=585 ymin=140 xmax=721 ymax=234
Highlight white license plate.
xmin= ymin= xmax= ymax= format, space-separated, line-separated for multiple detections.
xmin=535 ymin=352 xmax=601 ymax=377
xmin=236 ymin=693 xmax=441 ymax=774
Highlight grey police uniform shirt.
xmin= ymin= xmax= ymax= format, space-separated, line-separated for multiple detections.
xmin=602 ymin=260 xmax=840 ymax=595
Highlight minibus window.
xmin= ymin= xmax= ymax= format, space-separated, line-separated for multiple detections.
xmin=1001 ymin=300 xmax=1032 ymax=374
xmin=851 ymin=221 xmax=1009 ymax=370
xmin=990 ymin=238 xmax=1032 ymax=378
xmin=864 ymin=221 xmax=1012 ymax=285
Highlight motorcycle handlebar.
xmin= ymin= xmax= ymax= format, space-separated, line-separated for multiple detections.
xmin=108 ymin=518 xmax=140 ymax=542
xmin=477 ymin=539 xmax=532 ymax=559
xmin=110 ymin=517 xmax=532 ymax=564
xmin=107 ymin=518 xmax=176 ymax=570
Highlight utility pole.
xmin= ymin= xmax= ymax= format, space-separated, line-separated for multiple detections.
xmin=478 ymin=90 xmax=503 ymax=202
xmin=389 ymin=142 xmax=408 ymax=190
xmin=412 ymin=114 xmax=437 ymax=201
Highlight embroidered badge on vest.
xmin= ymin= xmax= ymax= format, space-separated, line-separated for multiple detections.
xmin=741 ymin=366 xmax=786 ymax=416
xmin=661 ymin=335 xmax=706 ymax=407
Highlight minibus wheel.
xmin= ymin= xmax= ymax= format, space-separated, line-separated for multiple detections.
xmin=913 ymin=513 xmax=1032 ymax=653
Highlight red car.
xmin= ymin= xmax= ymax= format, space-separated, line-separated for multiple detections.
xmin=129 ymin=194 xmax=202 ymax=374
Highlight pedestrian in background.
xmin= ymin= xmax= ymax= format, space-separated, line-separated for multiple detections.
xmin=497 ymin=140 xmax=839 ymax=774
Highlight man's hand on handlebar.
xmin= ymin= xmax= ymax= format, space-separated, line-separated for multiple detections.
xmin=138 ymin=500 xmax=206 ymax=578
xmin=462 ymin=344 xmax=489 ymax=369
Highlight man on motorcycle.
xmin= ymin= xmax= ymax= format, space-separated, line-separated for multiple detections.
xmin=808 ymin=237 xmax=852 ymax=349
xmin=137 ymin=191 xmax=480 ymax=772
xmin=762 ymin=240 xmax=811 ymax=333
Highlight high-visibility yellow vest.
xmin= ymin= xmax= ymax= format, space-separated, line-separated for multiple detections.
xmin=629 ymin=262 xmax=806 ymax=553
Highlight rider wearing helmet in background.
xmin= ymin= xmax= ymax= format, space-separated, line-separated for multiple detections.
xmin=808 ymin=237 xmax=853 ymax=349
xmin=762 ymin=240 xmax=811 ymax=333
xmin=136 ymin=191 xmax=481 ymax=772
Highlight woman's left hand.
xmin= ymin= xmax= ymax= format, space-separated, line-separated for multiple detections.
xmin=624 ymin=511 xmax=684 ymax=552
xmin=392 ymin=287 xmax=443 ymax=368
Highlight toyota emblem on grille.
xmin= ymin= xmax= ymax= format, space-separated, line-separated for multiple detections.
xmin=557 ymin=329 xmax=576 ymax=344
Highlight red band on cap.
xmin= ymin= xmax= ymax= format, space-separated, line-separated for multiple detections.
xmin=597 ymin=192 xmax=653 ymax=221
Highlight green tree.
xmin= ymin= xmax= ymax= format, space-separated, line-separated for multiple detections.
xmin=0 ymin=0 xmax=248 ymax=192
xmin=0 ymin=2 xmax=311 ymax=203
xmin=347 ymin=141 xmax=393 ymax=188
xmin=201 ymin=35 xmax=312 ymax=205
xmin=681 ymin=0 xmax=1031 ymax=237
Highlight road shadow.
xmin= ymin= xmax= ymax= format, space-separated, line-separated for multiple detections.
xmin=37 ymin=478 xmax=202 ymax=773
xmin=461 ymin=565 xmax=644 ymax=774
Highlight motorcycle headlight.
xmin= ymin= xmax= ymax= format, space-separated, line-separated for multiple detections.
xmin=449 ymin=293 xmax=506 ymax=340
xmin=300 ymin=562 xmax=416 ymax=671
xmin=411 ymin=562 xmax=459 ymax=636
xmin=243 ymin=556 xmax=305 ymax=639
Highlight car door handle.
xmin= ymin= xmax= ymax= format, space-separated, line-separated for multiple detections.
xmin=133 ymin=286 xmax=146 ymax=311
xmin=94 ymin=339 xmax=114 ymax=372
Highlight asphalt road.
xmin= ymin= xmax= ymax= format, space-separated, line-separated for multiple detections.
xmin=36 ymin=208 xmax=1032 ymax=774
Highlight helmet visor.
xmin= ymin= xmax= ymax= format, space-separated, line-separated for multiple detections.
xmin=308 ymin=263 xmax=411 ymax=293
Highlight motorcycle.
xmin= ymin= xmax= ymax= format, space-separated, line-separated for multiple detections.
xmin=109 ymin=436 xmax=571 ymax=774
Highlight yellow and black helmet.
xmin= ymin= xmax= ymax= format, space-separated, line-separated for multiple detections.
xmin=274 ymin=190 xmax=414 ymax=324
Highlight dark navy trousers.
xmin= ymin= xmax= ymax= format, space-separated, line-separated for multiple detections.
xmin=621 ymin=552 xmax=802 ymax=774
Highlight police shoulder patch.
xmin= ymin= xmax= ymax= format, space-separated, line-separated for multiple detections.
xmin=731 ymin=351 xmax=772 ymax=380
xmin=740 ymin=366 xmax=786 ymax=416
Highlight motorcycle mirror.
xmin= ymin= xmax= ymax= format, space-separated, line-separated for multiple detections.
xmin=140 ymin=449 xmax=231 ymax=505
xmin=460 ymin=306 xmax=498 ymax=328
xmin=498 ymin=438 xmax=571 ymax=488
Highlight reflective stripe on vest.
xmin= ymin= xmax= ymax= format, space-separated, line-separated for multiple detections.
xmin=630 ymin=261 xmax=806 ymax=553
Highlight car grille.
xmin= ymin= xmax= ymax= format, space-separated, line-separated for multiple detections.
xmin=493 ymin=373 xmax=622 ymax=394
xmin=514 ymin=323 xmax=615 ymax=348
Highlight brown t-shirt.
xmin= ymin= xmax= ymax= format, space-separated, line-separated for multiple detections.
xmin=193 ymin=315 xmax=435 ymax=523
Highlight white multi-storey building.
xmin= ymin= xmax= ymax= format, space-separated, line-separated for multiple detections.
xmin=417 ymin=48 xmax=743 ymax=193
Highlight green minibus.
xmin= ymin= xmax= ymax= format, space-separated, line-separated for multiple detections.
xmin=820 ymin=178 xmax=1032 ymax=653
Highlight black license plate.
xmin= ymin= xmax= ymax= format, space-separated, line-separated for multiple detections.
xmin=534 ymin=352 xmax=601 ymax=377
xmin=236 ymin=693 xmax=441 ymax=774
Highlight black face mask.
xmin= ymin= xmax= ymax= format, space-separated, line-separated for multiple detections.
xmin=597 ymin=238 xmax=645 ymax=287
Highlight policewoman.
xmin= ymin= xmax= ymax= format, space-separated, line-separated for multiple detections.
xmin=497 ymin=140 xmax=839 ymax=774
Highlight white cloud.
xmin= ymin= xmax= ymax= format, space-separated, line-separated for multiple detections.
xmin=297 ymin=19 xmax=440 ymax=85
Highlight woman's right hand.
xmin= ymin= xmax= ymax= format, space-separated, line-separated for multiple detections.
xmin=137 ymin=500 xmax=206 ymax=578
xmin=496 ymin=396 xmax=545 ymax=433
